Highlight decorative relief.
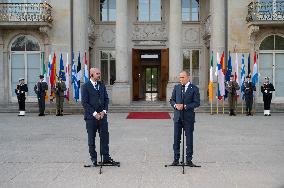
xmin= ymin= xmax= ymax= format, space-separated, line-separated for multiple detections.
xmin=88 ymin=17 xmax=96 ymax=40
xmin=248 ymin=25 xmax=260 ymax=41
xmin=95 ymin=24 xmax=115 ymax=47
xmin=183 ymin=27 xmax=200 ymax=44
xmin=132 ymin=23 xmax=167 ymax=46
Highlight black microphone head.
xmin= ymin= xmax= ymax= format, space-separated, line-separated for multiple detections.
xmin=182 ymin=84 xmax=185 ymax=88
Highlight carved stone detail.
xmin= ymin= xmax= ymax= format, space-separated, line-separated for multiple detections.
xmin=183 ymin=26 xmax=200 ymax=44
xmin=38 ymin=26 xmax=50 ymax=36
xmin=132 ymin=23 xmax=167 ymax=42
xmin=95 ymin=24 xmax=115 ymax=47
xmin=88 ymin=17 xmax=96 ymax=41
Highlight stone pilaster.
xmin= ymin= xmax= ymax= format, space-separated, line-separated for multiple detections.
xmin=112 ymin=0 xmax=131 ymax=105
xmin=210 ymin=0 xmax=225 ymax=54
xmin=73 ymin=0 xmax=89 ymax=54
xmin=167 ymin=0 xmax=182 ymax=102
xmin=0 ymin=34 xmax=4 ymax=104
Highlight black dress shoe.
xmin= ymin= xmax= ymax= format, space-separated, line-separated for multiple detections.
xmin=92 ymin=161 xmax=98 ymax=166
xmin=171 ymin=159 xmax=179 ymax=165
xmin=38 ymin=113 xmax=45 ymax=116
xmin=56 ymin=114 xmax=60 ymax=116
xmin=103 ymin=158 xmax=118 ymax=165
xmin=186 ymin=160 xmax=199 ymax=167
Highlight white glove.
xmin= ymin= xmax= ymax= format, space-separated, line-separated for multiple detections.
xmin=93 ymin=111 xmax=97 ymax=117
xmin=264 ymin=90 xmax=268 ymax=93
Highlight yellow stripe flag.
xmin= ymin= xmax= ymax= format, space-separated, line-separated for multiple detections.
xmin=208 ymin=51 xmax=214 ymax=103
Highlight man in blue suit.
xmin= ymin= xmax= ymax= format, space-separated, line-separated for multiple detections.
xmin=170 ymin=70 xmax=200 ymax=166
xmin=81 ymin=67 xmax=117 ymax=166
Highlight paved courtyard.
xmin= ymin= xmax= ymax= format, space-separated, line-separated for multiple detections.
xmin=0 ymin=112 xmax=283 ymax=188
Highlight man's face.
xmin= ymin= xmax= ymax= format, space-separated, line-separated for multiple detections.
xmin=179 ymin=72 xmax=189 ymax=85
xmin=93 ymin=69 xmax=101 ymax=81
xmin=20 ymin=80 xmax=24 ymax=84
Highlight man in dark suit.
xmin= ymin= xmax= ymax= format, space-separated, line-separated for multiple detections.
xmin=170 ymin=70 xmax=200 ymax=166
xmin=34 ymin=75 xmax=48 ymax=116
xmin=81 ymin=67 xmax=118 ymax=166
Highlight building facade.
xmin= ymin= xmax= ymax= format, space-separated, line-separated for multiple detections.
xmin=0 ymin=0 xmax=283 ymax=106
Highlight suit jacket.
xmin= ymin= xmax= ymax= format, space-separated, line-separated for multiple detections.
xmin=170 ymin=83 xmax=200 ymax=126
xmin=81 ymin=81 xmax=109 ymax=120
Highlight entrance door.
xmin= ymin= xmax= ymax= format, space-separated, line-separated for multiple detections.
xmin=145 ymin=67 xmax=158 ymax=101
xmin=132 ymin=49 xmax=169 ymax=101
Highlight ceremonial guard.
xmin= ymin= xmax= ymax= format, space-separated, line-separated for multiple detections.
xmin=15 ymin=78 xmax=28 ymax=116
xmin=34 ymin=75 xmax=48 ymax=116
xmin=225 ymin=75 xmax=240 ymax=116
xmin=261 ymin=77 xmax=275 ymax=116
xmin=55 ymin=75 xmax=66 ymax=116
xmin=242 ymin=75 xmax=256 ymax=116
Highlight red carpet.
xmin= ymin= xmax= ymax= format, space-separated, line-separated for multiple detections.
xmin=126 ymin=112 xmax=171 ymax=119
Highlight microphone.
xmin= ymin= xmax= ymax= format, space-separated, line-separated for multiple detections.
xmin=181 ymin=84 xmax=185 ymax=92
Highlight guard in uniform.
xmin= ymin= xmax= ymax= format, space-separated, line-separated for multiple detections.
xmin=34 ymin=75 xmax=48 ymax=116
xmin=15 ymin=78 xmax=28 ymax=116
xmin=55 ymin=75 xmax=66 ymax=116
xmin=242 ymin=75 xmax=256 ymax=116
xmin=225 ymin=75 xmax=240 ymax=116
xmin=261 ymin=77 xmax=275 ymax=116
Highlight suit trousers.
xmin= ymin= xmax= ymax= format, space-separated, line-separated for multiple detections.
xmin=173 ymin=117 xmax=194 ymax=161
xmin=85 ymin=118 xmax=110 ymax=162
xmin=245 ymin=97 xmax=253 ymax=112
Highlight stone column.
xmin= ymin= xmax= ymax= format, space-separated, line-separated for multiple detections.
xmin=0 ymin=33 xmax=4 ymax=104
xmin=210 ymin=0 xmax=225 ymax=55
xmin=167 ymin=0 xmax=182 ymax=102
xmin=73 ymin=0 xmax=89 ymax=55
xmin=112 ymin=0 xmax=131 ymax=105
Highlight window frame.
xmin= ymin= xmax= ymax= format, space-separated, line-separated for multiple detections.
xmin=100 ymin=0 xmax=116 ymax=22
xmin=137 ymin=0 xmax=162 ymax=22
xmin=99 ymin=50 xmax=116 ymax=85
xmin=182 ymin=0 xmax=200 ymax=22
xmin=182 ymin=48 xmax=200 ymax=86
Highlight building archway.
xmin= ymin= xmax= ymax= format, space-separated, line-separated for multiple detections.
xmin=258 ymin=34 xmax=284 ymax=102
xmin=10 ymin=35 xmax=42 ymax=102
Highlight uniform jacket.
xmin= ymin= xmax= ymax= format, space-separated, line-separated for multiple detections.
xmin=81 ymin=81 xmax=109 ymax=120
xmin=261 ymin=83 xmax=275 ymax=100
xmin=55 ymin=81 xmax=67 ymax=97
xmin=242 ymin=81 xmax=256 ymax=99
xmin=15 ymin=84 xmax=28 ymax=100
xmin=34 ymin=81 xmax=48 ymax=97
xmin=170 ymin=83 xmax=200 ymax=126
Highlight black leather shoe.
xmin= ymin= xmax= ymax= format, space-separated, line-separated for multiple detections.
xmin=103 ymin=158 xmax=118 ymax=165
xmin=92 ymin=161 xmax=98 ymax=166
xmin=171 ymin=159 xmax=179 ymax=165
xmin=186 ymin=160 xmax=199 ymax=167
xmin=56 ymin=114 xmax=60 ymax=116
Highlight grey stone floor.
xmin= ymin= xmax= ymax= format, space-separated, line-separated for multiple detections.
xmin=0 ymin=112 xmax=283 ymax=188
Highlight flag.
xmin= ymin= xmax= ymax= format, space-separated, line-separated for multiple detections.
xmin=50 ymin=52 xmax=56 ymax=98
xmin=59 ymin=53 xmax=66 ymax=81
xmin=248 ymin=53 xmax=251 ymax=76
xmin=224 ymin=52 xmax=232 ymax=98
xmin=71 ymin=52 xmax=79 ymax=101
xmin=234 ymin=53 xmax=240 ymax=97
xmin=77 ymin=52 xmax=82 ymax=100
xmin=252 ymin=52 xmax=258 ymax=85
xmin=217 ymin=52 xmax=225 ymax=100
xmin=221 ymin=51 xmax=226 ymax=75
xmin=41 ymin=52 xmax=48 ymax=101
xmin=84 ymin=51 xmax=89 ymax=83
xmin=65 ymin=53 xmax=70 ymax=101
xmin=208 ymin=51 xmax=214 ymax=103
xmin=240 ymin=54 xmax=246 ymax=100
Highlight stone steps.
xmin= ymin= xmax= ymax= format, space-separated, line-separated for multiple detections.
xmin=0 ymin=102 xmax=283 ymax=114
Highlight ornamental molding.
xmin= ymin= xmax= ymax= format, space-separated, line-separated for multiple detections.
xmin=132 ymin=23 xmax=167 ymax=43
xmin=183 ymin=26 xmax=200 ymax=45
xmin=95 ymin=24 xmax=115 ymax=47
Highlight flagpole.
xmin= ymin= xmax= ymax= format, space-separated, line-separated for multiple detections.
xmin=222 ymin=97 xmax=224 ymax=114
xmin=216 ymin=98 xmax=219 ymax=114
xmin=241 ymin=99 xmax=243 ymax=114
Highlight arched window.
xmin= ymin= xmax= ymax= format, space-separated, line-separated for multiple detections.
xmin=260 ymin=35 xmax=284 ymax=50
xmin=10 ymin=35 xmax=41 ymax=99
xmin=259 ymin=34 xmax=284 ymax=100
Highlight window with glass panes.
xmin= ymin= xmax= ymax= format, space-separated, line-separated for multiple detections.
xmin=100 ymin=51 xmax=116 ymax=85
xmin=138 ymin=0 xmax=161 ymax=21
xmin=100 ymin=0 xmax=116 ymax=21
xmin=182 ymin=0 xmax=200 ymax=21
xmin=183 ymin=49 xmax=200 ymax=85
